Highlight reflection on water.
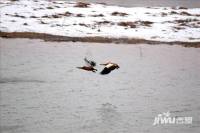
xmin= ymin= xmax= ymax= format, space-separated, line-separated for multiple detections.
xmin=97 ymin=103 xmax=120 ymax=133
xmin=0 ymin=38 xmax=200 ymax=133
xmin=0 ymin=78 xmax=46 ymax=84
xmin=0 ymin=125 xmax=24 ymax=133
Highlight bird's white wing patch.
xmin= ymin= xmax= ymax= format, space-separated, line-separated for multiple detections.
xmin=105 ymin=63 xmax=113 ymax=68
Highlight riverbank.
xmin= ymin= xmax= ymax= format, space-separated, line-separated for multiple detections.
xmin=1 ymin=31 xmax=200 ymax=47
xmin=71 ymin=0 xmax=200 ymax=8
xmin=0 ymin=0 xmax=200 ymax=47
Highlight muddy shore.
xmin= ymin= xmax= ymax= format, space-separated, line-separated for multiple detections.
xmin=0 ymin=32 xmax=200 ymax=48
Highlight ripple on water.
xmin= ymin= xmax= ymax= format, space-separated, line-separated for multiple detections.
xmin=0 ymin=78 xmax=46 ymax=84
xmin=0 ymin=125 xmax=24 ymax=132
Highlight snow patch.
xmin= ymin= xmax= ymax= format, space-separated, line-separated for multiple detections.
xmin=0 ymin=0 xmax=200 ymax=42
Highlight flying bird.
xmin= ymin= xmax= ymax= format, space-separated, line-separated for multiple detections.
xmin=84 ymin=57 xmax=96 ymax=67
xmin=77 ymin=58 xmax=97 ymax=72
xmin=100 ymin=62 xmax=120 ymax=75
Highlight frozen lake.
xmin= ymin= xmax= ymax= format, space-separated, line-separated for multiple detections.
xmin=0 ymin=38 xmax=200 ymax=133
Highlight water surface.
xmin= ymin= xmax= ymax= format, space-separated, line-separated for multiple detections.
xmin=0 ymin=38 xmax=200 ymax=133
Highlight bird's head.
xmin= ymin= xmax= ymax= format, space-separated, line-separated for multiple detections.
xmin=92 ymin=68 xmax=98 ymax=72
xmin=115 ymin=64 xmax=120 ymax=69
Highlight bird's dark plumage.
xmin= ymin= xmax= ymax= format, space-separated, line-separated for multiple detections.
xmin=84 ymin=57 xmax=96 ymax=67
xmin=100 ymin=62 xmax=119 ymax=75
xmin=77 ymin=58 xmax=97 ymax=73
xmin=77 ymin=66 xmax=97 ymax=72
xmin=100 ymin=67 xmax=112 ymax=74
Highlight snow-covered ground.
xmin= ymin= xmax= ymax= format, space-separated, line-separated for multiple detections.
xmin=0 ymin=0 xmax=200 ymax=42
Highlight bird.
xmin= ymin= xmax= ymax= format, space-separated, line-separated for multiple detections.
xmin=84 ymin=57 xmax=96 ymax=67
xmin=77 ymin=66 xmax=97 ymax=72
xmin=77 ymin=58 xmax=97 ymax=73
xmin=100 ymin=62 xmax=120 ymax=75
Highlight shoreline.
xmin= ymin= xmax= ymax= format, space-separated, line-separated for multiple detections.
xmin=1 ymin=32 xmax=200 ymax=48
xmin=1 ymin=0 xmax=200 ymax=45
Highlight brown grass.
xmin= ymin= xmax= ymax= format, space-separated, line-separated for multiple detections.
xmin=79 ymin=23 xmax=90 ymax=27
xmin=180 ymin=11 xmax=192 ymax=16
xmin=8 ymin=14 xmax=26 ymax=18
xmin=46 ymin=6 xmax=54 ymax=9
xmin=118 ymin=22 xmax=136 ymax=28
xmin=173 ymin=26 xmax=185 ymax=30
xmin=40 ymin=20 xmax=48 ymax=24
xmin=170 ymin=11 xmax=179 ymax=15
xmin=0 ymin=32 xmax=199 ymax=48
xmin=54 ymin=6 xmax=61 ymax=8
xmin=23 ymin=23 xmax=28 ymax=26
xmin=74 ymin=2 xmax=90 ymax=8
xmin=76 ymin=14 xmax=84 ymax=17
xmin=161 ymin=12 xmax=167 ymax=17
xmin=175 ymin=19 xmax=199 ymax=23
xmin=64 ymin=12 xmax=73 ymax=16
xmin=111 ymin=12 xmax=128 ymax=16
xmin=96 ymin=21 xmax=112 ymax=25
xmin=41 ymin=12 xmax=73 ymax=18
xmin=30 ymin=16 xmax=38 ymax=18
xmin=178 ymin=7 xmax=188 ymax=9
xmin=137 ymin=21 xmax=153 ymax=27
xmin=51 ymin=14 xmax=60 ymax=18
xmin=172 ymin=7 xmax=188 ymax=10
xmin=90 ymin=14 xmax=104 ymax=17
xmin=118 ymin=21 xmax=153 ymax=28
xmin=173 ymin=19 xmax=200 ymax=28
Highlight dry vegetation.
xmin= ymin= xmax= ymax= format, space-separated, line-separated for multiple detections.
xmin=118 ymin=22 xmax=136 ymax=28
xmin=74 ymin=2 xmax=90 ymax=8
xmin=96 ymin=21 xmax=112 ymax=25
xmin=118 ymin=21 xmax=153 ymax=28
xmin=41 ymin=12 xmax=74 ymax=18
xmin=111 ymin=12 xmax=129 ymax=16
xmin=90 ymin=14 xmax=104 ymax=17
xmin=172 ymin=6 xmax=188 ymax=10
xmin=0 ymin=32 xmax=199 ymax=47
xmin=6 ymin=14 xmax=26 ymax=18
xmin=46 ymin=6 xmax=54 ymax=9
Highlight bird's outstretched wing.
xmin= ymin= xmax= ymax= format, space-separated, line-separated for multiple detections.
xmin=84 ymin=57 xmax=96 ymax=67
xmin=100 ymin=67 xmax=111 ymax=75
xmin=100 ymin=63 xmax=119 ymax=75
